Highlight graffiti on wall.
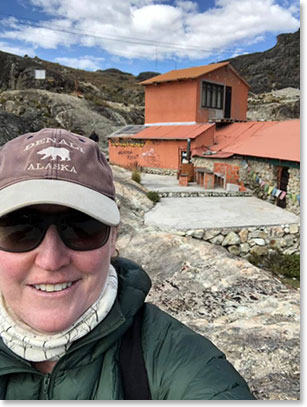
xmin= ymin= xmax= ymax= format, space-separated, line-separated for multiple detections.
xmin=110 ymin=138 xmax=145 ymax=148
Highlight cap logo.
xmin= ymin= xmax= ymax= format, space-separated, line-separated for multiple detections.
xmin=24 ymin=137 xmax=83 ymax=174
xmin=37 ymin=147 xmax=71 ymax=161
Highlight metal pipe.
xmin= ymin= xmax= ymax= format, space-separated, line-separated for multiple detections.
xmin=186 ymin=138 xmax=191 ymax=162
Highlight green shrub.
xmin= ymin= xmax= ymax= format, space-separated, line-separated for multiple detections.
xmin=248 ymin=250 xmax=300 ymax=287
xmin=131 ymin=170 xmax=141 ymax=183
xmin=146 ymin=191 xmax=160 ymax=203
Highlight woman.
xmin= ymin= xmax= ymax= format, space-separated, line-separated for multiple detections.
xmin=0 ymin=128 xmax=255 ymax=400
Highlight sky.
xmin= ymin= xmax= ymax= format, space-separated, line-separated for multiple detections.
xmin=0 ymin=0 xmax=300 ymax=76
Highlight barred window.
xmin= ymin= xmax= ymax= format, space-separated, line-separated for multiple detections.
xmin=202 ymin=82 xmax=224 ymax=109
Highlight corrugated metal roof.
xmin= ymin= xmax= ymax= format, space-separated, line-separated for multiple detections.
xmin=193 ymin=120 xmax=300 ymax=162
xmin=226 ymin=120 xmax=300 ymax=162
xmin=110 ymin=123 xmax=214 ymax=140
xmin=139 ymin=62 xmax=229 ymax=85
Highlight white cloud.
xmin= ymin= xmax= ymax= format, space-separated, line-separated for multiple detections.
xmin=55 ymin=56 xmax=105 ymax=70
xmin=175 ymin=0 xmax=198 ymax=12
xmin=0 ymin=41 xmax=35 ymax=57
xmin=0 ymin=0 xmax=300 ymax=61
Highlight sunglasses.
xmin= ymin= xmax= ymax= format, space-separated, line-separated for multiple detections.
xmin=0 ymin=208 xmax=111 ymax=252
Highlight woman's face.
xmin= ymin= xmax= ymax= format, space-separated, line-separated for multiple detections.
xmin=0 ymin=205 xmax=117 ymax=334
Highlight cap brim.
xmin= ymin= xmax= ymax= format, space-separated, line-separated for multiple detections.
xmin=0 ymin=180 xmax=120 ymax=226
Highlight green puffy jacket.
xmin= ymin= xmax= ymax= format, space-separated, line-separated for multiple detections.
xmin=0 ymin=257 xmax=255 ymax=400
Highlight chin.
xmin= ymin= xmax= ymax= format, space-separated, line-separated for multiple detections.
xmin=26 ymin=315 xmax=77 ymax=335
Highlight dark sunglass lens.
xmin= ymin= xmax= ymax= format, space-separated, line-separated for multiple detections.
xmin=0 ymin=211 xmax=45 ymax=252
xmin=58 ymin=213 xmax=110 ymax=251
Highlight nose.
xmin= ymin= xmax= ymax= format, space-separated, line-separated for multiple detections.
xmin=34 ymin=225 xmax=71 ymax=271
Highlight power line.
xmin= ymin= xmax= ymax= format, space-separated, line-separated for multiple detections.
xmin=0 ymin=11 xmax=236 ymax=55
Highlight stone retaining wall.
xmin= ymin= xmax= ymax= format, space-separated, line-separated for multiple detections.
xmin=158 ymin=190 xmax=253 ymax=198
xmin=179 ymin=223 xmax=300 ymax=257
xmin=142 ymin=166 xmax=177 ymax=176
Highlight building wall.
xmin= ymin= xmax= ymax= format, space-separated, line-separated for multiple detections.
xmin=109 ymin=128 xmax=215 ymax=171
xmin=144 ymin=80 xmax=198 ymax=124
xmin=193 ymin=156 xmax=242 ymax=186
xmin=143 ymin=65 xmax=249 ymax=124
xmin=192 ymin=126 xmax=215 ymax=148
xmin=109 ymin=138 xmax=188 ymax=170
xmin=192 ymin=156 xmax=300 ymax=215
xmin=195 ymin=66 xmax=249 ymax=122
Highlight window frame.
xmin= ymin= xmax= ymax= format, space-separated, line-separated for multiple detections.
xmin=201 ymin=80 xmax=225 ymax=110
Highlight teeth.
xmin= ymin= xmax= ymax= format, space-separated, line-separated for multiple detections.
xmin=34 ymin=282 xmax=72 ymax=292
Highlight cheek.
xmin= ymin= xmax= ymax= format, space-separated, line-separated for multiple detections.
xmin=0 ymin=252 xmax=32 ymax=282
xmin=0 ymin=252 xmax=34 ymax=299
xmin=72 ymin=244 xmax=112 ymax=275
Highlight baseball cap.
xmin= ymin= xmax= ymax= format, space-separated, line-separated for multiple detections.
xmin=0 ymin=128 xmax=120 ymax=226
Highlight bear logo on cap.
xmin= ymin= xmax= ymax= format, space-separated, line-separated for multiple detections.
xmin=37 ymin=147 xmax=71 ymax=161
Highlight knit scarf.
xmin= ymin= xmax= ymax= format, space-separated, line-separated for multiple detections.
xmin=0 ymin=264 xmax=118 ymax=362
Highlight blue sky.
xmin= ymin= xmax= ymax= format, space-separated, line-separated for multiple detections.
xmin=0 ymin=0 xmax=300 ymax=75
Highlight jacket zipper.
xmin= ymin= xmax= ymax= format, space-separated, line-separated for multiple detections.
xmin=41 ymin=373 xmax=51 ymax=400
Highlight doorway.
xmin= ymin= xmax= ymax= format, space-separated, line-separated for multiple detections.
xmin=277 ymin=166 xmax=289 ymax=208
xmin=224 ymin=86 xmax=232 ymax=118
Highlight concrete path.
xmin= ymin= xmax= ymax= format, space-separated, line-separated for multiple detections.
xmin=141 ymin=172 xmax=210 ymax=193
xmin=144 ymin=197 xmax=299 ymax=231
xmin=141 ymin=173 xmax=299 ymax=230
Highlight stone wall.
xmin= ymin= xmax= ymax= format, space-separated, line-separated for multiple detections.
xmin=286 ymin=167 xmax=300 ymax=215
xmin=192 ymin=156 xmax=300 ymax=216
xmin=241 ymin=160 xmax=300 ymax=216
xmin=142 ymin=166 xmax=177 ymax=176
xmin=158 ymin=190 xmax=252 ymax=198
xmin=180 ymin=223 xmax=300 ymax=257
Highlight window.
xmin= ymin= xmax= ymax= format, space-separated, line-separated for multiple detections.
xmin=202 ymin=81 xmax=224 ymax=109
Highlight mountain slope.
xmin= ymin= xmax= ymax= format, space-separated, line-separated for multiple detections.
xmin=224 ymin=30 xmax=300 ymax=93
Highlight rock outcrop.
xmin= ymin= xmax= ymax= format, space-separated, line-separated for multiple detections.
xmin=247 ymin=88 xmax=300 ymax=121
xmin=0 ymin=89 xmax=143 ymax=152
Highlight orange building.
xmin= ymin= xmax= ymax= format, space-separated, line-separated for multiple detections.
xmin=139 ymin=62 xmax=250 ymax=124
xmin=109 ymin=123 xmax=215 ymax=171
xmin=108 ymin=62 xmax=250 ymax=172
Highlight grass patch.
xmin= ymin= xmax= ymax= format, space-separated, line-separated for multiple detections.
xmin=248 ymin=251 xmax=300 ymax=289
xmin=131 ymin=169 xmax=141 ymax=183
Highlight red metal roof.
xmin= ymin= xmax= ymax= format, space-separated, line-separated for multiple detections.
xmin=139 ymin=62 xmax=229 ymax=85
xmin=193 ymin=120 xmax=300 ymax=162
xmin=123 ymin=123 xmax=214 ymax=140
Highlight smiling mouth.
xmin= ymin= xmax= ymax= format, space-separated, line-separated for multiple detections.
xmin=32 ymin=282 xmax=73 ymax=292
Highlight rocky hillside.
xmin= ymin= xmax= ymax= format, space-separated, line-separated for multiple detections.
xmin=0 ymin=51 xmax=148 ymax=104
xmin=0 ymin=89 xmax=141 ymax=152
xmin=225 ymin=30 xmax=300 ymax=94
xmin=113 ymin=165 xmax=300 ymax=401
xmin=247 ymin=87 xmax=300 ymax=121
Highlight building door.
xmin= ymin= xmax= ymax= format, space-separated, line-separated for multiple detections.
xmin=224 ymin=86 xmax=232 ymax=118
xmin=277 ymin=166 xmax=289 ymax=208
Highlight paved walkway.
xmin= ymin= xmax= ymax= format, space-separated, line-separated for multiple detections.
xmin=141 ymin=173 xmax=211 ymax=193
xmin=144 ymin=196 xmax=299 ymax=230
xmin=141 ymin=173 xmax=300 ymax=230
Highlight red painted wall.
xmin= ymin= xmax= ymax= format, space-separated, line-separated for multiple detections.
xmin=144 ymin=65 xmax=249 ymax=124
xmin=109 ymin=138 xmax=187 ymax=170
xmin=213 ymin=162 xmax=240 ymax=184
xmin=144 ymin=80 xmax=198 ymax=124
xmin=196 ymin=65 xmax=249 ymax=122
xmin=108 ymin=127 xmax=215 ymax=171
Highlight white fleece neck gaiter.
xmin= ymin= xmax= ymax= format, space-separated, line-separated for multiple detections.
xmin=0 ymin=264 xmax=118 ymax=362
